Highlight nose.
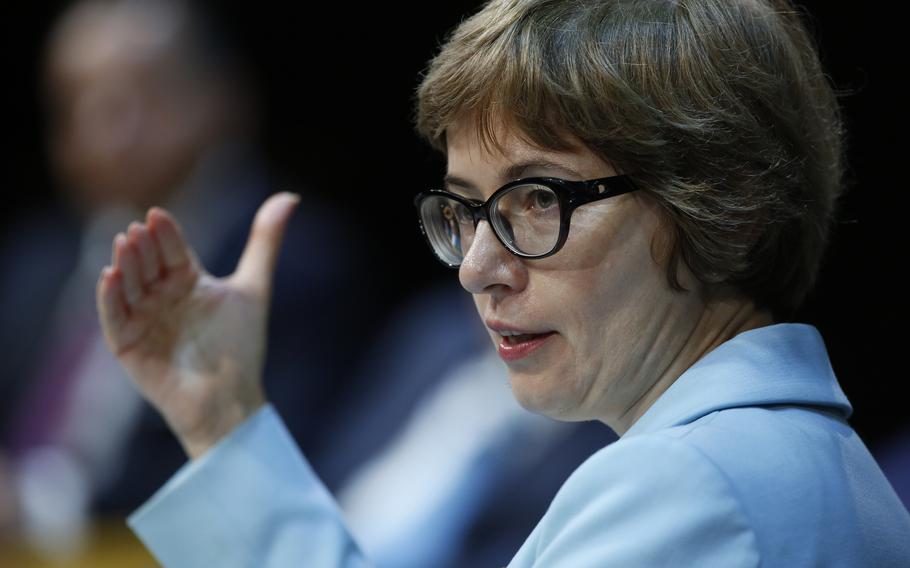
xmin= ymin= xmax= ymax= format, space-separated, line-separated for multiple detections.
xmin=458 ymin=220 xmax=528 ymax=299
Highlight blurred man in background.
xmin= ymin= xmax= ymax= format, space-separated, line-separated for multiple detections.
xmin=0 ymin=0 xmax=379 ymax=561
xmin=0 ymin=1 xmax=618 ymax=566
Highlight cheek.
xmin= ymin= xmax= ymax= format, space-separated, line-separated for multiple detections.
xmin=530 ymin=202 xmax=672 ymax=402
xmin=534 ymin=203 xmax=655 ymax=327
xmin=472 ymin=293 xmax=489 ymax=317
xmin=564 ymin=198 xmax=669 ymax=304
xmin=471 ymin=294 xmax=495 ymax=338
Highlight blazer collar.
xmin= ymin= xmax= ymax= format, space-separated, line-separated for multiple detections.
xmin=624 ymin=323 xmax=852 ymax=438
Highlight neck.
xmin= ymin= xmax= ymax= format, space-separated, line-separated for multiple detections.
xmin=610 ymin=291 xmax=774 ymax=436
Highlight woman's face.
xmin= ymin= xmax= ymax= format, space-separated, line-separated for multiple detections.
xmin=447 ymin=122 xmax=710 ymax=430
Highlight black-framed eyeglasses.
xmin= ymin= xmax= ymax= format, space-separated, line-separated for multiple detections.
xmin=414 ymin=175 xmax=638 ymax=268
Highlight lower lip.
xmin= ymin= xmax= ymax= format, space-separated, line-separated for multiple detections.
xmin=497 ymin=332 xmax=556 ymax=362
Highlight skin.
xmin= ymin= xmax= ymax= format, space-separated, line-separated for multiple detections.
xmin=0 ymin=1 xmax=243 ymax=534
xmin=96 ymin=123 xmax=772 ymax=460
xmin=45 ymin=1 xmax=236 ymax=212
xmin=447 ymin=121 xmax=774 ymax=434
xmin=97 ymin=193 xmax=299 ymax=459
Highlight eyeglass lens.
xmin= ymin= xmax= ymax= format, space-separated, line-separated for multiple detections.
xmin=420 ymin=183 xmax=562 ymax=264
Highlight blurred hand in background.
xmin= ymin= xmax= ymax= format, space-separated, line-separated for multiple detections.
xmin=0 ymin=0 xmax=380 ymax=563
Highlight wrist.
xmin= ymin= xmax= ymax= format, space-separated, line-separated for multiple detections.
xmin=179 ymin=395 xmax=267 ymax=460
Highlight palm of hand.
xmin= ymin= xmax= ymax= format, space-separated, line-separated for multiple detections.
xmin=97 ymin=194 xmax=299 ymax=458
xmin=121 ymin=272 xmax=264 ymax=446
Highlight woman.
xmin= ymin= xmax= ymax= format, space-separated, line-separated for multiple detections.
xmin=97 ymin=0 xmax=910 ymax=565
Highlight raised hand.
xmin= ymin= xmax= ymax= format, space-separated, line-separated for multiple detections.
xmin=96 ymin=192 xmax=300 ymax=459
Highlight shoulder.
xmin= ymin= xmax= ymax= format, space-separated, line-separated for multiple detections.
xmin=517 ymin=431 xmax=760 ymax=566
xmin=516 ymin=406 xmax=910 ymax=568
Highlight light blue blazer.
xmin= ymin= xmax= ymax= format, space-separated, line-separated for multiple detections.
xmin=129 ymin=324 xmax=910 ymax=566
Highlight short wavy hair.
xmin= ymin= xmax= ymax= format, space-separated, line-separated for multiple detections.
xmin=415 ymin=0 xmax=846 ymax=320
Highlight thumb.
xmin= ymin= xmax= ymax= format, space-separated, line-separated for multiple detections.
xmin=233 ymin=192 xmax=301 ymax=297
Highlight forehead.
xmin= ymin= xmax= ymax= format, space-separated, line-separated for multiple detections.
xmin=444 ymin=119 xmax=613 ymax=183
xmin=47 ymin=3 xmax=178 ymax=86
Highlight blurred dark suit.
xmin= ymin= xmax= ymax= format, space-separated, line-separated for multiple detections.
xmin=316 ymin=283 xmax=617 ymax=568
xmin=0 ymin=0 xmax=392 ymax=554
xmin=0 ymin=148 xmax=382 ymax=517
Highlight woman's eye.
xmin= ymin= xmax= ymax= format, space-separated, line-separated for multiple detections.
xmin=529 ymin=189 xmax=557 ymax=210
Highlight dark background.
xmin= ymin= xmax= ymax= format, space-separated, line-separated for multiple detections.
xmin=3 ymin=2 xmax=906 ymax=447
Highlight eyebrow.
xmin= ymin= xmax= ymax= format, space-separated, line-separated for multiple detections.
xmin=444 ymin=159 xmax=584 ymax=198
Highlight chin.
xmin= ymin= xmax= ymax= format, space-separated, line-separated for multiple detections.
xmin=508 ymin=370 xmax=587 ymax=422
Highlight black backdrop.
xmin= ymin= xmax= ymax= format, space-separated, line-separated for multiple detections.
xmin=4 ymin=2 xmax=907 ymax=447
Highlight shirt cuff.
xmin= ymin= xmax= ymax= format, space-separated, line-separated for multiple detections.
xmin=128 ymin=404 xmax=366 ymax=568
